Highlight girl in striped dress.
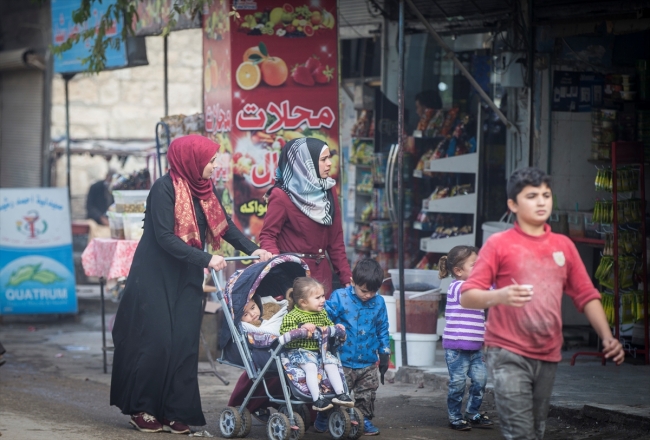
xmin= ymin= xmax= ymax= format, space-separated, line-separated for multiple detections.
xmin=439 ymin=246 xmax=494 ymax=431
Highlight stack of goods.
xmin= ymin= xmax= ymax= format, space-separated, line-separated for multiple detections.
xmin=638 ymin=110 xmax=650 ymax=162
xmin=418 ymin=107 xmax=459 ymax=139
xmin=350 ymin=139 xmax=374 ymax=165
xmin=356 ymin=172 xmax=373 ymax=194
xmin=110 ymin=190 xmax=149 ymax=241
xmin=425 ymin=183 xmax=474 ymax=201
xmin=350 ymin=225 xmax=372 ymax=251
xmin=591 ymin=109 xmax=616 ymax=160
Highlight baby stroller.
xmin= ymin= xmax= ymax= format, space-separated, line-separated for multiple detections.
xmin=213 ymin=254 xmax=364 ymax=440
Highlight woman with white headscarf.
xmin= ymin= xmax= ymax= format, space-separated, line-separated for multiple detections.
xmin=259 ymin=137 xmax=352 ymax=296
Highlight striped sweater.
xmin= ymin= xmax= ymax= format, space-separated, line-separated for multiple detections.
xmin=442 ymin=279 xmax=485 ymax=351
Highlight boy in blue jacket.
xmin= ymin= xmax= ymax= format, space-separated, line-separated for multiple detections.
xmin=316 ymin=258 xmax=390 ymax=435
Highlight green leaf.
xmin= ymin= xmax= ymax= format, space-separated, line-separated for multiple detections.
xmin=32 ymin=269 xmax=64 ymax=285
xmin=258 ymin=41 xmax=268 ymax=57
xmin=248 ymin=54 xmax=263 ymax=64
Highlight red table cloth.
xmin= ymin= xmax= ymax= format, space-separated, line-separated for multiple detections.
xmin=81 ymin=238 xmax=139 ymax=279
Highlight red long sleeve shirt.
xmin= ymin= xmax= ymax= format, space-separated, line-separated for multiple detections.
xmin=461 ymin=222 xmax=601 ymax=362
xmin=259 ymin=186 xmax=352 ymax=296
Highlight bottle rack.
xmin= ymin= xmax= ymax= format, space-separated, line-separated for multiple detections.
xmin=571 ymin=141 xmax=649 ymax=365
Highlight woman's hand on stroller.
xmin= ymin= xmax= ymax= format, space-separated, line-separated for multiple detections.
xmin=208 ymin=255 xmax=227 ymax=271
xmin=251 ymin=249 xmax=273 ymax=262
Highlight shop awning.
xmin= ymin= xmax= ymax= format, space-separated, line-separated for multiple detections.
xmin=376 ymin=0 xmax=650 ymax=35
xmin=49 ymin=139 xmax=157 ymax=158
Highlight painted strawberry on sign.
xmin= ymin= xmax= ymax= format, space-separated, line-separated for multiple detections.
xmin=291 ymin=55 xmax=334 ymax=86
xmin=291 ymin=64 xmax=315 ymax=86
xmin=312 ymin=65 xmax=333 ymax=84
xmin=305 ymin=56 xmax=321 ymax=72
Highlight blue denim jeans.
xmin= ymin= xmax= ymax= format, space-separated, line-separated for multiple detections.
xmin=445 ymin=348 xmax=487 ymax=422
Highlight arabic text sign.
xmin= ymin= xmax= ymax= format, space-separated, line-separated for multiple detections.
xmin=51 ymin=0 xmax=127 ymax=73
xmin=203 ymin=0 xmax=339 ymax=241
xmin=0 ymin=188 xmax=77 ymax=315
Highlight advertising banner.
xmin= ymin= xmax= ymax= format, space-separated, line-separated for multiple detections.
xmin=0 ymin=188 xmax=77 ymax=315
xmin=133 ymin=0 xmax=201 ymax=36
xmin=203 ymin=0 xmax=339 ymax=243
xmin=51 ymin=0 xmax=127 ymax=73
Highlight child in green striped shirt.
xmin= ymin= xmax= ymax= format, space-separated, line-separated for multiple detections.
xmin=280 ymin=277 xmax=354 ymax=411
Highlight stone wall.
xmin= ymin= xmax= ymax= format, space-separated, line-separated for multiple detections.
xmin=51 ymin=29 xmax=203 ymax=140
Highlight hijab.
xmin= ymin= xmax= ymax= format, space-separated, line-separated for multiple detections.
xmin=167 ymin=135 xmax=228 ymax=249
xmin=267 ymin=137 xmax=336 ymax=225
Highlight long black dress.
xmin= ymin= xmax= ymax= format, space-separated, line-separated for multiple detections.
xmin=110 ymin=174 xmax=258 ymax=426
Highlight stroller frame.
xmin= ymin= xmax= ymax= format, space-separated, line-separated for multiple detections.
xmin=211 ymin=261 xmax=363 ymax=440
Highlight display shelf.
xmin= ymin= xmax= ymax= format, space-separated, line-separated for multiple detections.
xmin=420 ymin=234 xmax=476 ymax=253
xmin=422 ymin=193 xmax=477 ymax=214
xmin=572 ymin=141 xmax=648 ymax=366
xmin=424 ymin=152 xmax=478 ymax=174
xmin=352 ymin=137 xmax=374 ymax=142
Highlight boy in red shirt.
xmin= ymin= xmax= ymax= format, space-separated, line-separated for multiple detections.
xmin=461 ymin=167 xmax=624 ymax=439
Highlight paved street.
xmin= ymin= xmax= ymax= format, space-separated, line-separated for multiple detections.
xmin=0 ymin=298 xmax=649 ymax=439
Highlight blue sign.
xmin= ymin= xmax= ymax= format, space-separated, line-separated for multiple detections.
xmin=51 ymin=0 xmax=128 ymax=73
xmin=0 ymin=188 xmax=77 ymax=314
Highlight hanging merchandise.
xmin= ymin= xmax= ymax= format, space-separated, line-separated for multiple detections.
xmin=595 ymin=167 xmax=639 ymax=192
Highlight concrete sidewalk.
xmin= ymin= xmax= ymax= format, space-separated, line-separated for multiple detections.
xmin=394 ymin=345 xmax=650 ymax=432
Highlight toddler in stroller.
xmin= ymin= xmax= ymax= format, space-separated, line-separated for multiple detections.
xmin=280 ymin=277 xmax=354 ymax=411
xmin=215 ymin=255 xmax=365 ymax=440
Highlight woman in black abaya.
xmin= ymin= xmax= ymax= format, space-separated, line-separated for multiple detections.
xmin=110 ymin=135 xmax=271 ymax=434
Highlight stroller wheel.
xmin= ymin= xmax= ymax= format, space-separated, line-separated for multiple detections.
xmin=278 ymin=404 xmax=310 ymax=433
xmin=237 ymin=406 xmax=252 ymax=438
xmin=267 ymin=412 xmax=291 ymax=440
xmin=347 ymin=408 xmax=365 ymax=439
xmin=219 ymin=406 xmax=242 ymax=438
xmin=328 ymin=408 xmax=351 ymax=440
xmin=277 ymin=406 xmax=305 ymax=440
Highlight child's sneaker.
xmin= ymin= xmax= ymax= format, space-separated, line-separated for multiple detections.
xmin=449 ymin=419 xmax=472 ymax=431
xmin=332 ymin=393 xmax=355 ymax=407
xmin=313 ymin=396 xmax=334 ymax=411
xmin=363 ymin=419 xmax=379 ymax=436
xmin=465 ymin=413 xmax=494 ymax=428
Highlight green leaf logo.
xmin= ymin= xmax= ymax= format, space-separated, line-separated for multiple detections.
xmin=6 ymin=264 xmax=64 ymax=287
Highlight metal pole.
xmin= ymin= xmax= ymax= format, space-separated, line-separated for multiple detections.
xmin=100 ymin=277 xmax=107 ymax=374
xmin=164 ymin=36 xmax=169 ymax=117
xmin=527 ymin=0 xmax=535 ymax=166
xmin=63 ymin=73 xmax=75 ymax=198
xmin=397 ymin=0 xmax=407 ymax=367
xmin=405 ymin=0 xmax=516 ymax=131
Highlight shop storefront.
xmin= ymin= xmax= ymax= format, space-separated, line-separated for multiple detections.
xmin=337 ymin=0 xmax=650 ymax=363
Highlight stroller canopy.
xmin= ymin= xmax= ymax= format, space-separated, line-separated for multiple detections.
xmin=219 ymin=254 xmax=309 ymax=350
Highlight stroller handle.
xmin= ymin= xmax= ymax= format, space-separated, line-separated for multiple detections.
xmin=209 ymin=255 xmax=260 ymax=293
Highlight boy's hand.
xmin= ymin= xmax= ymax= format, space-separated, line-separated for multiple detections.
xmin=301 ymin=323 xmax=316 ymax=333
xmin=499 ymin=285 xmax=534 ymax=307
xmin=602 ymin=337 xmax=624 ymax=365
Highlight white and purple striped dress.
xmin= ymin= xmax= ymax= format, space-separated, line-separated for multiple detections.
xmin=442 ymin=279 xmax=485 ymax=351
